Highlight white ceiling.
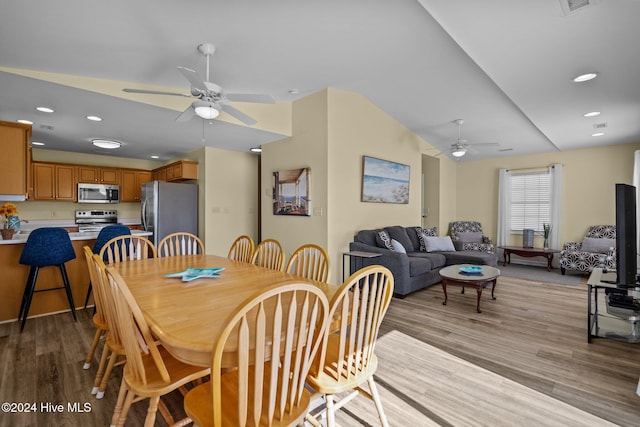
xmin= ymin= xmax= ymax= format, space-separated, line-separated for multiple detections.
xmin=1 ymin=0 xmax=638 ymax=161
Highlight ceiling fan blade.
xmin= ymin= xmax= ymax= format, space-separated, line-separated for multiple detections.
xmin=226 ymin=93 xmax=275 ymax=104
xmin=177 ymin=66 xmax=208 ymax=92
xmin=176 ymin=106 xmax=196 ymax=122
xmin=222 ymin=105 xmax=257 ymax=125
xmin=122 ymin=88 xmax=190 ymax=97
xmin=470 ymin=142 xmax=500 ymax=147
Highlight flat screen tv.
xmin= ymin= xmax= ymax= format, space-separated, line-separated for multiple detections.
xmin=616 ymin=183 xmax=638 ymax=286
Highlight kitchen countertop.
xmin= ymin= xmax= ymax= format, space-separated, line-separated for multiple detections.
xmin=0 ymin=229 xmax=151 ymax=245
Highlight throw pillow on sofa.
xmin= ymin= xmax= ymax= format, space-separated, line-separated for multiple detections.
xmin=415 ymin=226 xmax=438 ymax=251
xmin=376 ymin=230 xmax=394 ymax=250
xmin=424 ymin=236 xmax=456 ymax=252
xmin=390 ymin=239 xmax=407 ymax=253
xmin=452 ymin=231 xmax=483 ymax=251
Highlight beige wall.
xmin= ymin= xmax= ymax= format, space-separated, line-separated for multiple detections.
xmin=455 ymin=143 xmax=640 ymax=247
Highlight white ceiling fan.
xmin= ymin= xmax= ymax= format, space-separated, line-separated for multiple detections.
xmin=448 ymin=119 xmax=499 ymax=158
xmin=123 ymin=43 xmax=274 ymax=125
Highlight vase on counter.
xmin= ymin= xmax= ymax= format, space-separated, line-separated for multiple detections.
xmin=1 ymin=228 xmax=15 ymax=240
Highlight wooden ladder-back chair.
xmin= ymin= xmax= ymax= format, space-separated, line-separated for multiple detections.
xmin=183 ymin=282 xmax=330 ymax=427
xmin=99 ymin=235 xmax=157 ymax=263
xmin=251 ymin=238 xmax=285 ymax=271
xmin=227 ymin=235 xmax=255 ymax=263
xmin=82 ymin=246 xmax=110 ymax=370
xmin=305 ymin=265 xmax=395 ymax=427
xmin=286 ymin=243 xmax=330 ymax=282
xmin=105 ymin=265 xmax=210 ymax=427
xmin=85 ymin=253 xmax=126 ymax=399
xmin=158 ymin=232 xmax=204 ymax=257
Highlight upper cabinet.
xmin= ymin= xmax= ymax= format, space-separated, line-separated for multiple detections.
xmin=77 ymin=166 xmax=120 ymax=184
xmin=32 ymin=162 xmax=76 ymax=201
xmin=153 ymin=160 xmax=198 ymax=182
xmin=120 ymin=169 xmax=152 ymax=202
xmin=0 ymin=120 xmax=32 ymax=199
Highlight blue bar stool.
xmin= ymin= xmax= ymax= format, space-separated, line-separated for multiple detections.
xmin=83 ymin=224 xmax=131 ymax=308
xmin=18 ymin=227 xmax=77 ymax=331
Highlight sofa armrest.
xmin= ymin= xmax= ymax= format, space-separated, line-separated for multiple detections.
xmin=348 ymin=242 xmax=411 ymax=285
xmin=561 ymin=242 xmax=581 ymax=253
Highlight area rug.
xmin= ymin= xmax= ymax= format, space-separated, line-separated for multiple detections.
xmin=361 ymin=330 xmax=615 ymax=427
xmin=498 ymin=262 xmax=587 ymax=286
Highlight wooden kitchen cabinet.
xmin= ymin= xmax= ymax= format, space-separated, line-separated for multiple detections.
xmin=153 ymin=160 xmax=198 ymax=182
xmin=120 ymin=169 xmax=152 ymax=202
xmin=0 ymin=120 xmax=31 ymax=198
xmin=77 ymin=166 xmax=120 ymax=184
xmin=32 ymin=162 xmax=76 ymax=201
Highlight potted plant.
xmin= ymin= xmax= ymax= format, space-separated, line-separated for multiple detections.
xmin=0 ymin=202 xmax=18 ymax=240
xmin=542 ymin=223 xmax=551 ymax=249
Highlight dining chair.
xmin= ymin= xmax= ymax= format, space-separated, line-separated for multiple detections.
xmin=158 ymin=232 xmax=204 ymax=257
xmin=85 ymin=253 xmax=126 ymax=399
xmin=227 ymin=234 xmax=255 ymax=263
xmin=99 ymin=235 xmax=157 ymax=263
xmin=82 ymin=246 xmax=110 ymax=370
xmin=251 ymin=238 xmax=285 ymax=271
xmin=17 ymin=227 xmax=77 ymax=331
xmin=105 ymin=265 xmax=211 ymax=427
xmin=286 ymin=243 xmax=330 ymax=282
xmin=183 ymin=282 xmax=330 ymax=427
xmin=305 ymin=265 xmax=394 ymax=427
xmin=83 ymin=224 xmax=131 ymax=309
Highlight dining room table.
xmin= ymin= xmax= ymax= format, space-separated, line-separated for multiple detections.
xmin=107 ymin=254 xmax=338 ymax=368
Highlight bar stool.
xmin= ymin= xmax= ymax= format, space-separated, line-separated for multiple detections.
xmin=83 ymin=224 xmax=131 ymax=308
xmin=18 ymin=227 xmax=77 ymax=331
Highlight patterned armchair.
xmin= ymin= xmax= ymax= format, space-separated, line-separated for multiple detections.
xmin=448 ymin=221 xmax=495 ymax=253
xmin=559 ymin=225 xmax=616 ymax=275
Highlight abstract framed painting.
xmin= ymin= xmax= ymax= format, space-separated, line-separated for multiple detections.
xmin=361 ymin=156 xmax=410 ymax=204
xmin=272 ymin=167 xmax=311 ymax=216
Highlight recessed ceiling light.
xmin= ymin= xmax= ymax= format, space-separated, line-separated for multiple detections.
xmin=573 ymin=72 xmax=598 ymax=82
xmin=31 ymin=141 xmax=45 ymax=146
xmin=17 ymin=119 xmax=33 ymax=125
xmin=592 ymin=132 xmax=605 ymax=137
xmin=36 ymin=107 xmax=54 ymax=113
xmin=250 ymin=147 xmax=262 ymax=153
xmin=86 ymin=115 xmax=102 ymax=122
xmin=91 ymin=139 xmax=121 ymax=149
xmin=583 ymin=111 xmax=601 ymax=117
xmin=151 ymin=155 xmax=159 ymax=159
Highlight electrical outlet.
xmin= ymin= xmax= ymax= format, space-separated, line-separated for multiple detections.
xmin=51 ymin=211 xmax=55 ymax=217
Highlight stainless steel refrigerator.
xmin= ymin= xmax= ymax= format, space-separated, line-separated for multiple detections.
xmin=141 ymin=181 xmax=198 ymax=247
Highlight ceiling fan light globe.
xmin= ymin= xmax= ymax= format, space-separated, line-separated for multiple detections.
xmin=193 ymin=101 xmax=220 ymax=119
xmin=452 ymin=148 xmax=467 ymax=157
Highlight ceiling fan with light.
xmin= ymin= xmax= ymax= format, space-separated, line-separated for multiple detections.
xmin=448 ymin=118 xmax=499 ymax=158
xmin=123 ymin=43 xmax=274 ymax=125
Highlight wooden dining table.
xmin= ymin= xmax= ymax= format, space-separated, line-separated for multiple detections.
xmin=108 ymin=254 xmax=338 ymax=368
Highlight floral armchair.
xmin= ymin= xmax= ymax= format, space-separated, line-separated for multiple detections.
xmin=559 ymin=225 xmax=616 ymax=275
xmin=448 ymin=221 xmax=495 ymax=253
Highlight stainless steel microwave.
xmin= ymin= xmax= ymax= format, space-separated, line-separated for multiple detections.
xmin=77 ymin=183 xmax=120 ymax=204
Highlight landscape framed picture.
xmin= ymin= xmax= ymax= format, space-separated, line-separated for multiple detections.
xmin=361 ymin=156 xmax=410 ymax=204
xmin=272 ymin=167 xmax=311 ymax=216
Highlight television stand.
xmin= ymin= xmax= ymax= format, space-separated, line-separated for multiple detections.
xmin=587 ymin=268 xmax=640 ymax=343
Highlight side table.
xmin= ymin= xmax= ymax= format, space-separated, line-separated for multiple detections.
xmin=499 ymin=246 xmax=560 ymax=272
xmin=342 ymin=251 xmax=382 ymax=282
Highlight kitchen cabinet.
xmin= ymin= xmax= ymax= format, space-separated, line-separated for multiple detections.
xmin=77 ymin=166 xmax=120 ymax=184
xmin=153 ymin=160 xmax=198 ymax=182
xmin=120 ymin=169 xmax=152 ymax=202
xmin=32 ymin=162 xmax=76 ymax=201
xmin=0 ymin=120 xmax=31 ymax=198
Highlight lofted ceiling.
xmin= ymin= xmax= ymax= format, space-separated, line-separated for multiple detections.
xmin=1 ymin=0 xmax=638 ymax=162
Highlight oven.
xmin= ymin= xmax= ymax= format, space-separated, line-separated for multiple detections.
xmin=75 ymin=209 xmax=118 ymax=233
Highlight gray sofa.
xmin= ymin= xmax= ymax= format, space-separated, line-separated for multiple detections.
xmin=349 ymin=225 xmax=498 ymax=297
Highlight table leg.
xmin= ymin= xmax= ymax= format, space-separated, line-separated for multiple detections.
xmin=441 ymin=280 xmax=448 ymax=306
xmin=491 ymin=279 xmax=497 ymax=300
xmin=503 ymin=250 xmax=509 ymax=266
xmin=475 ymin=286 xmax=483 ymax=313
xmin=547 ymin=254 xmax=553 ymax=272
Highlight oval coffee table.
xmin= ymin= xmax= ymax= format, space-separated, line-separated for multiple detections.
xmin=439 ymin=264 xmax=501 ymax=313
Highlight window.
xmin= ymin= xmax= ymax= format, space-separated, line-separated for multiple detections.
xmin=510 ymin=171 xmax=550 ymax=232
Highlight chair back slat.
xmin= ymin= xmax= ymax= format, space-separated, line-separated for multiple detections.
xmin=158 ymin=232 xmax=204 ymax=257
xmin=251 ymin=239 xmax=285 ymax=271
xmin=227 ymin=235 xmax=255 ymax=263
xmin=211 ymin=283 xmax=329 ymax=427
xmin=88 ymin=253 xmax=124 ymax=349
xmin=83 ymin=246 xmax=107 ymax=324
xmin=286 ymin=244 xmax=329 ymax=282
xmin=99 ymin=236 xmax=156 ymax=263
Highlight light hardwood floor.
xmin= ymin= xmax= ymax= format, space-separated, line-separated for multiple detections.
xmin=1 ymin=273 xmax=639 ymax=426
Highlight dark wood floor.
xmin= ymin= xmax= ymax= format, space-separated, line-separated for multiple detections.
xmin=1 ymin=273 xmax=639 ymax=426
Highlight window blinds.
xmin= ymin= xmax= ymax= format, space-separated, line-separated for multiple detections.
xmin=510 ymin=171 xmax=551 ymax=232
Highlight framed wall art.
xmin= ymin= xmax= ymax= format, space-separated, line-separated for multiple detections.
xmin=272 ymin=167 xmax=311 ymax=216
xmin=361 ymin=156 xmax=410 ymax=204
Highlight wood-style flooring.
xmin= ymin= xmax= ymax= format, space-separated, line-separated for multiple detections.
xmin=1 ymin=273 xmax=639 ymax=426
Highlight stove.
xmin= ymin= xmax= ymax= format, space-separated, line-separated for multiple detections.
xmin=75 ymin=209 xmax=118 ymax=232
